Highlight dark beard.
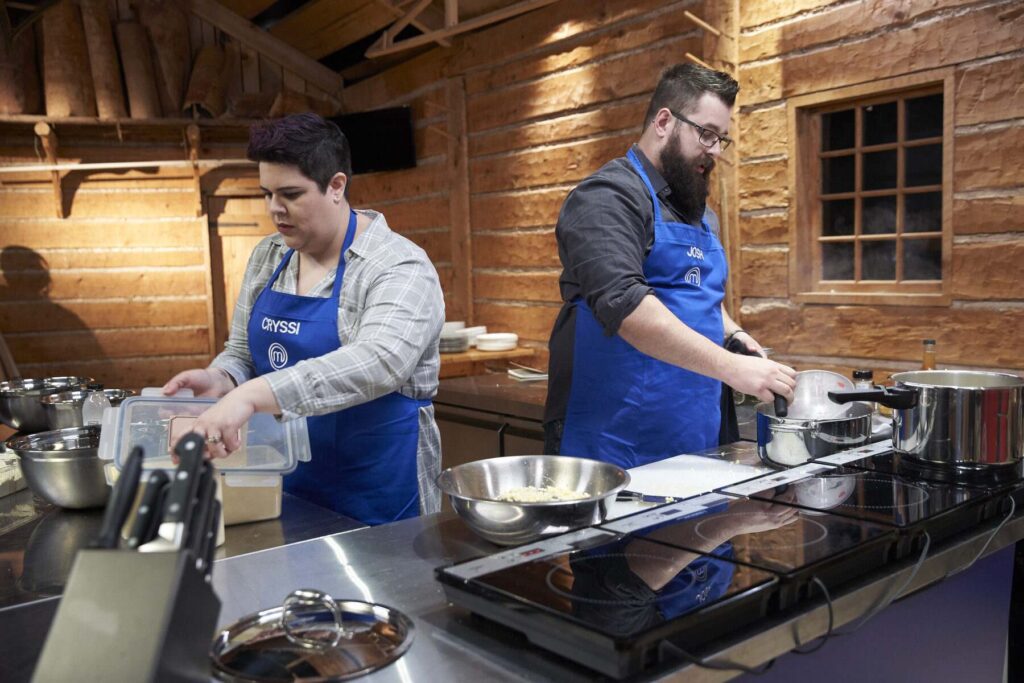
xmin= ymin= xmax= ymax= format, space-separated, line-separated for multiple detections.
xmin=658 ymin=136 xmax=714 ymax=225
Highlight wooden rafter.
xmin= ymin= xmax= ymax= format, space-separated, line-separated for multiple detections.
xmin=366 ymin=0 xmax=561 ymax=59
xmin=374 ymin=0 xmax=450 ymax=47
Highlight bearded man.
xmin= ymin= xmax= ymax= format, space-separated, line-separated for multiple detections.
xmin=543 ymin=64 xmax=796 ymax=468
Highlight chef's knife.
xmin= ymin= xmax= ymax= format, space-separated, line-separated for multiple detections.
xmin=92 ymin=446 xmax=144 ymax=549
xmin=139 ymin=432 xmax=205 ymax=553
xmin=126 ymin=469 xmax=170 ymax=549
xmin=185 ymin=462 xmax=216 ymax=567
xmin=200 ymin=499 xmax=222 ymax=580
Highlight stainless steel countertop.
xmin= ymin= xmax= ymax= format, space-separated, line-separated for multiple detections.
xmin=211 ymin=442 xmax=1024 ymax=682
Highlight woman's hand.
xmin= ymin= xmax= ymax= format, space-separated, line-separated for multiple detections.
xmin=171 ymin=378 xmax=279 ymax=459
xmin=163 ymin=368 xmax=236 ymax=398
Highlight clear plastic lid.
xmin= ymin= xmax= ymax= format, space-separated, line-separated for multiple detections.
xmin=98 ymin=394 xmax=307 ymax=479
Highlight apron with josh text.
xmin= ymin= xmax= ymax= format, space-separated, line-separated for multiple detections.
xmin=560 ymin=148 xmax=727 ymax=469
xmin=247 ymin=210 xmax=423 ymax=525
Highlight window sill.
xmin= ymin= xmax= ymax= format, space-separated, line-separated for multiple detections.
xmin=792 ymin=291 xmax=951 ymax=307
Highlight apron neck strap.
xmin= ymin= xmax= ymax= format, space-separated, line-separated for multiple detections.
xmin=270 ymin=209 xmax=358 ymax=297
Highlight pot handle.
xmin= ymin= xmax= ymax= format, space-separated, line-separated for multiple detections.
xmin=828 ymin=387 xmax=918 ymax=410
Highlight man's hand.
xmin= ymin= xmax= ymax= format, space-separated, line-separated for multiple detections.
xmin=723 ymin=353 xmax=796 ymax=404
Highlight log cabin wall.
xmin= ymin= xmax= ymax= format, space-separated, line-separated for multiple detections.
xmin=342 ymin=0 xmax=719 ymax=369
xmin=0 ymin=0 xmax=342 ymax=391
xmin=734 ymin=0 xmax=1024 ymax=379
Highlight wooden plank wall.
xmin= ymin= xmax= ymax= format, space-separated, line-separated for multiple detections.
xmin=342 ymin=0 xmax=709 ymax=369
xmin=0 ymin=125 xmax=227 ymax=389
xmin=734 ymin=0 xmax=1024 ymax=379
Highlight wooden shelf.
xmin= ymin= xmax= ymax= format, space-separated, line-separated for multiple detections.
xmin=439 ymin=347 xmax=536 ymax=379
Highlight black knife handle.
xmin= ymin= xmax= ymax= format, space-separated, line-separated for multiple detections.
xmin=93 ymin=446 xmax=145 ymax=549
xmin=201 ymin=499 xmax=222 ymax=580
xmin=162 ymin=432 xmax=206 ymax=529
xmin=126 ymin=469 xmax=169 ymax=549
xmin=186 ymin=462 xmax=216 ymax=564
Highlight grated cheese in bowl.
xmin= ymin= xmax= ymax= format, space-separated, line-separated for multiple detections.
xmin=496 ymin=485 xmax=590 ymax=503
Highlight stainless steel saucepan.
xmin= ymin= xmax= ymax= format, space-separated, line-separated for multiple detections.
xmin=830 ymin=370 xmax=1024 ymax=470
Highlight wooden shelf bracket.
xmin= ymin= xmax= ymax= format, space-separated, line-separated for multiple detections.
xmin=185 ymin=123 xmax=203 ymax=218
xmin=32 ymin=121 xmax=63 ymax=219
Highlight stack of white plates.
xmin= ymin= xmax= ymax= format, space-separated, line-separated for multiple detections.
xmin=440 ymin=329 xmax=469 ymax=353
xmin=462 ymin=326 xmax=488 ymax=347
xmin=475 ymin=332 xmax=518 ymax=352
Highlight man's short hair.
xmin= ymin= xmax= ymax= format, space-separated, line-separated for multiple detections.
xmin=643 ymin=63 xmax=740 ymax=126
xmin=247 ymin=113 xmax=352 ymax=194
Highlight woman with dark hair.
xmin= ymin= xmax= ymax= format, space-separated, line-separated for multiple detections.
xmin=163 ymin=113 xmax=445 ymax=525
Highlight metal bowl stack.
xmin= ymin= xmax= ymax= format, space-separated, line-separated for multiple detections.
xmin=0 ymin=377 xmax=94 ymax=433
xmin=5 ymin=425 xmax=110 ymax=509
xmin=41 ymin=388 xmax=136 ymax=430
xmin=436 ymin=455 xmax=630 ymax=546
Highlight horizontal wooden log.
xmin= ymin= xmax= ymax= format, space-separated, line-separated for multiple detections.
xmin=464 ymin=2 xmax=699 ymax=96
xmin=473 ymin=230 xmax=560 ymax=268
xmin=955 ymin=54 xmax=1024 ymax=126
xmin=472 ymin=301 xmax=560 ymax=342
xmin=740 ymin=0 xmax=832 ymax=29
xmin=955 ymin=124 xmax=1024 ymax=192
xmin=738 ymin=104 xmax=787 ymax=158
xmin=449 ymin=0 xmax=692 ymax=75
xmin=470 ymin=97 xmax=645 ymax=158
xmin=470 ymin=132 xmax=634 ymax=194
xmin=951 ymin=241 xmax=1024 ymax=300
xmin=348 ymin=162 xmax=448 ymax=204
xmin=467 ymin=35 xmax=699 ymax=132
xmin=18 ymin=355 xmax=211 ymax=393
xmin=2 ymin=248 xmax=204 ymax=269
xmin=470 ymin=187 xmax=568 ymax=230
xmin=739 ymin=209 xmax=789 ymax=244
xmin=953 ymin=194 xmax=1024 ymax=234
xmin=473 ymin=271 xmax=561 ymax=303
xmin=737 ymin=158 xmax=788 ymax=211
xmin=342 ymin=50 xmax=446 ymax=113
xmin=740 ymin=301 xmax=1024 ymax=368
xmin=740 ymin=0 xmax=966 ymax=62
xmin=7 ymin=326 xmax=209 ymax=363
xmin=377 ymin=196 xmax=449 ymax=232
xmin=0 ymin=219 xmax=205 ymax=248
xmin=0 ymin=188 xmax=198 ymax=218
xmin=0 ymin=268 xmax=208 ymax=301
xmin=738 ymin=247 xmax=788 ymax=297
xmin=0 ymin=298 xmax=208 ymax=333
xmin=738 ymin=4 xmax=1021 ymax=105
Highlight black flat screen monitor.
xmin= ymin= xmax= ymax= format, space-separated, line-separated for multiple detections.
xmin=329 ymin=106 xmax=417 ymax=175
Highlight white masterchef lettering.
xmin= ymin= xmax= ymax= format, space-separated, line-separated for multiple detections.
xmin=261 ymin=317 xmax=302 ymax=335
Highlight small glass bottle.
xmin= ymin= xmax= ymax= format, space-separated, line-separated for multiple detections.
xmin=852 ymin=369 xmax=876 ymax=414
xmin=921 ymin=339 xmax=937 ymax=370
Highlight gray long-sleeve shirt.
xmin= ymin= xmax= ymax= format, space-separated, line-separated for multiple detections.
xmin=210 ymin=209 xmax=445 ymax=513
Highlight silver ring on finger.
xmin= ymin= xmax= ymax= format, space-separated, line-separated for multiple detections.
xmin=206 ymin=433 xmax=223 ymax=445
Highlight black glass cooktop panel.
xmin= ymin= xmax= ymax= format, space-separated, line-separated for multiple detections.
xmin=842 ymin=451 xmax=1024 ymax=490
xmin=629 ymin=494 xmax=896 ymax=584
xmin=730 ymin=465 xmax=992 ymax=530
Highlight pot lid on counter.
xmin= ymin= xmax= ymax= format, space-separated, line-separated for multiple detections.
xmin=210 ymin=589 xmax=414 ymax=681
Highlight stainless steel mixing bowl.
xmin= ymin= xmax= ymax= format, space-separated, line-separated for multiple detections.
xmin=0 ymin=377 xmax=94 ymax=433
xmin=42 ymin=388 xmax=136 ymax=430
xmin=435 ymin=455 xmax=630 ymax=546
xmin=6 ymin=425 xmax=110 ymax=509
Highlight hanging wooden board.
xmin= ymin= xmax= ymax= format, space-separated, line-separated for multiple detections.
xmin=0 ymin=27 xmax=41 ymax=115
xmin=80 ymin=0 xmax=128 ymax=119
xmin=137 ymin=0 xmax=192 ymax=115
xmin=41 ymin=0 xmax=97 ymax=117
xmin=184 ymin=45 xmax=228 ymax=118
xmin=115 ymin=21 xmax=162 ymax=119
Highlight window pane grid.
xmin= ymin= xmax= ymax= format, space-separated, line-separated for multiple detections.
xmin=815 ymin=88 xmax=943 ymax=284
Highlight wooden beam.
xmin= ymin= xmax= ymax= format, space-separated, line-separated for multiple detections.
xmin=374 ymin=0 xmax=450 ymax=46
xmin=444 ymin=0 xmax=458 ymax=27
xmin=383 ymin=0 xmax=433 ymax=44
xmin=186 ymin=0 xmax=343 ymax=96
xmin=185 ymin=124 xmax=203 ymax=218
xmin=33 ymin=122 xmax=63 ymax=219
xmin=445 ymin=77 xmax=473 ymax=325
xmin=366 ymin=0 xmax=558 ymax=58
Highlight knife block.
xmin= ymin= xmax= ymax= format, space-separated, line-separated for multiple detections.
xmin=30 ymin=549 xmax=220 ymax=683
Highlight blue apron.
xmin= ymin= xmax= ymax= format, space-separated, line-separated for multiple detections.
xmin=560 ymin=148 xmax=727 ymax=468
xmin=247 ymin=210 xmax=422 ymax=525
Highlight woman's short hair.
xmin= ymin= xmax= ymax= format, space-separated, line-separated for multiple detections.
xmin=247 ymin=113 xmax=352 ymax=193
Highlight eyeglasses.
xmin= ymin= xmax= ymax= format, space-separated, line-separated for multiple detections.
xmin=669 ymin=110 xmax=732 ymax=150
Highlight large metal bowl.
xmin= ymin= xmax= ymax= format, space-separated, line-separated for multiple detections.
xmin=42 ymin=388 xmax=136 ymax=430
xmin=5 ymin=426 xmax=110 ymax=509
xmin=436 ymin=455 xmax=630 ymax=546
xmin=0 ymin=377 xmax=94 ymax=433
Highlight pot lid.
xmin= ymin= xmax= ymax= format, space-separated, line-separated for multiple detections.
xmin=210 ymin=589 xmax=414 ymax=682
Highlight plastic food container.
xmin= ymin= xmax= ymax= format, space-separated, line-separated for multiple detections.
xmin=475 ymin=332 xmax=518 ymax=352
xmin=98 ymin=392 xmax=308 ymax=526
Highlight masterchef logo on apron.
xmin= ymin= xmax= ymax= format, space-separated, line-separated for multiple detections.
xmin=268 ymin=342 xmax=288 ymax=370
